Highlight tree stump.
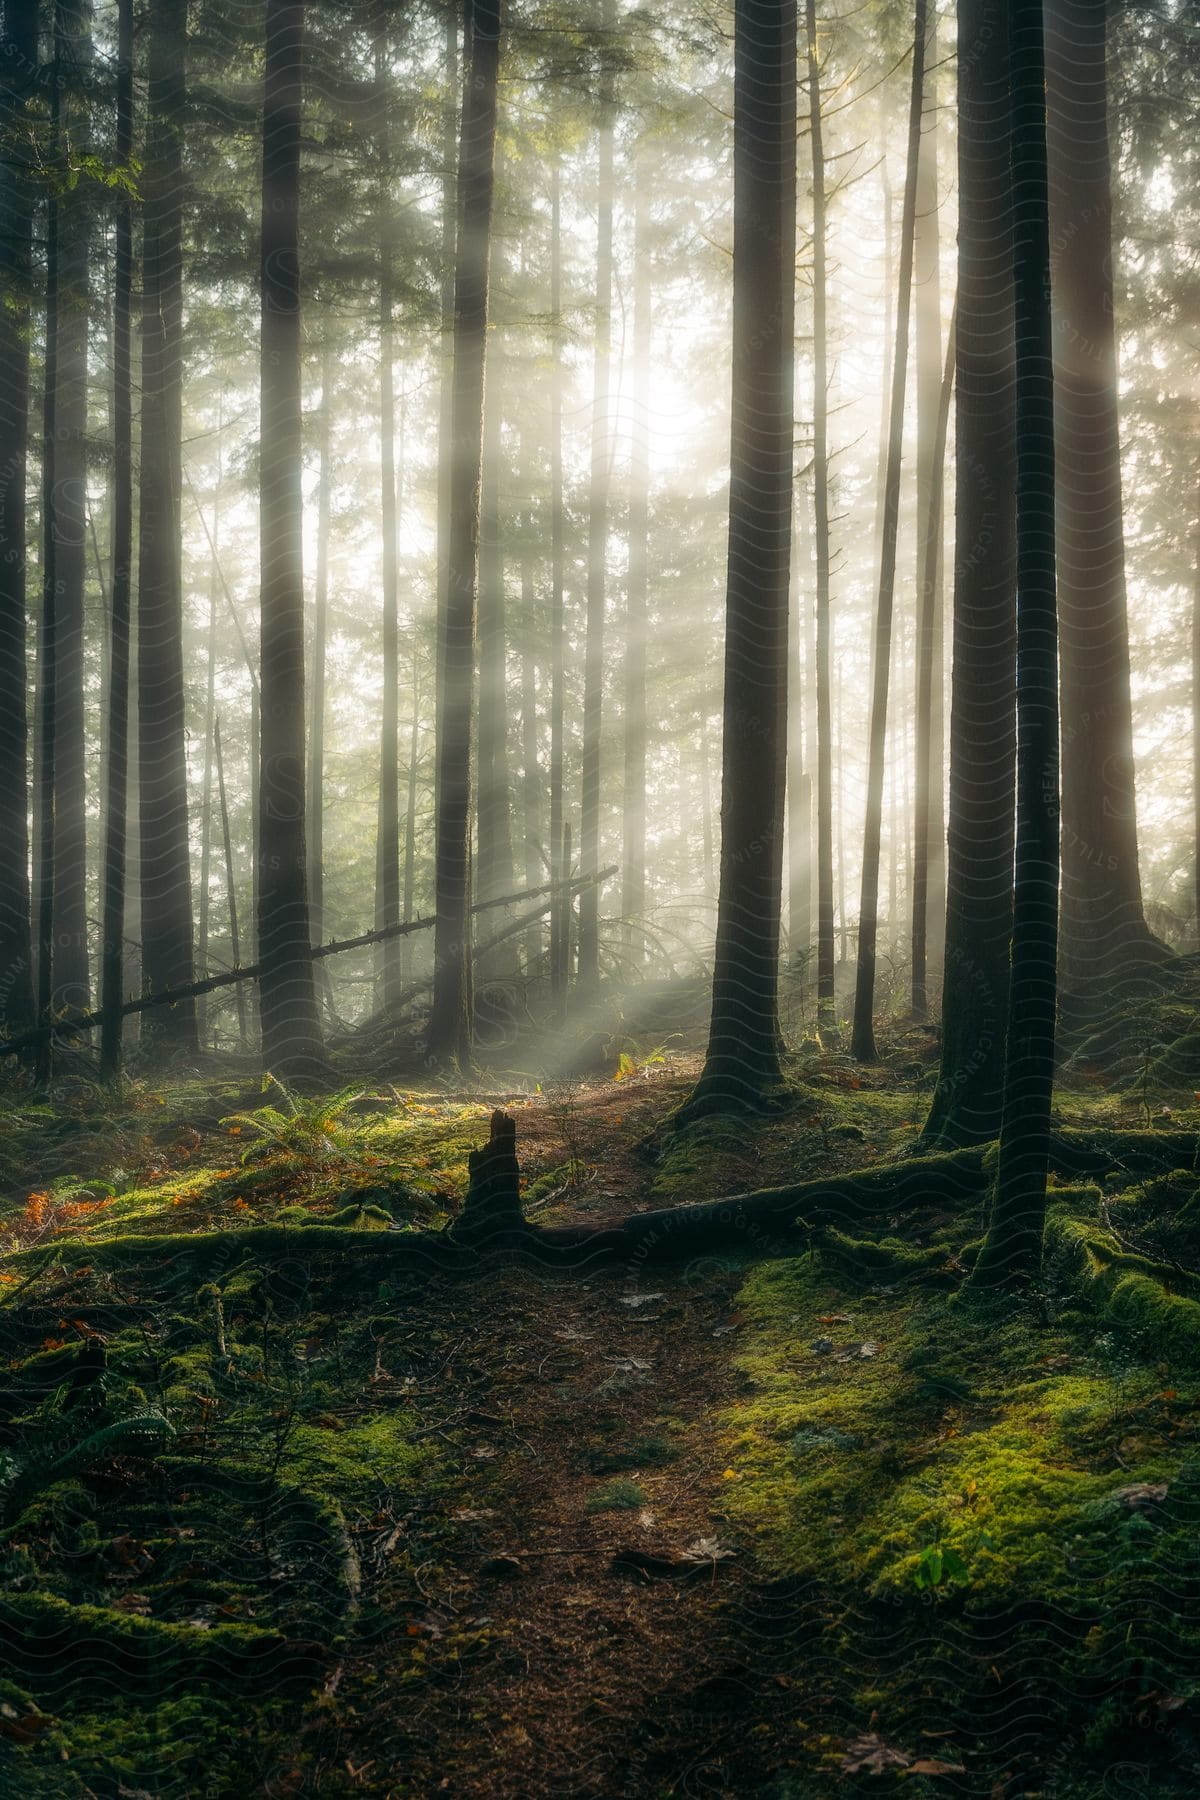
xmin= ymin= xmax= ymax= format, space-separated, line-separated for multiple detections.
xmin=453 ymin=1109 xmax=525 ymax=1242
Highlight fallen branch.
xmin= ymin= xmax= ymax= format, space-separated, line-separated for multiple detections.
xmin=0 ymin=866 xmax=617 ymax=1059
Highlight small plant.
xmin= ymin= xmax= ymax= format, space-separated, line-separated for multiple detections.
xmin=221 ymin=1078 xmax=368 ymax=1172
xmin=585 ymin=1477 xmax=646 ymax=1514
xmin=612 ymin=1034 xmax=681 ymax=1082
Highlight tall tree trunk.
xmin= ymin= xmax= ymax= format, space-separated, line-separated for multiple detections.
xmin=99 ymin=0 xmax=134 ymax=1080
xmin=851 ymin=0 xmax=927 ymax=1064
xmin=678 ymin=0 xmax=796 ymax=1122
xmin=429 ymin=0 xmax=501 ymax=1070
xmin=402 ymin=652 xmax=420 ymax=977
xmin=214 ymin=715 xmax=247 ymax=1050
xmin=622 ymin=154 xmax=650 ymax=956
xmin=476 ymin=256 xmax=513 ymax=909
xmin=1045 ymin=0 xmax=1159 ymax=1013
xmin=138 ymin=0 xmax=195 ymax=1044
xmin=35 ymin=92 xmax=59 ymax=1084
xmin=578 ymin=2 xmax=616 ymax=990
xmin=375 ymin=21 xmax=403 ymax=1009
xmin=787 ymin=478 xmax=812 ymax=965
xmin=435 ymin=5 xmax=459 ymax=824
xmin=549 ymin=160 xmax=567 ymax=1014
xmin=911 ymin=12 xmax=946 ymax=1007
xmin=911 ymin=303 xmax=956 ymax=1017
xmin=806 ymin=0 xmax=835 ymax=1030
xmin=257 ymin=0 xmax=323 ymax=1079
xmin=309 ymin=341 xmax=331 ymax=967
xmin=1194 ymin=487 xmax=1200 ymax=948
xmin=519 ymin=429 xmax=542 ymax=974
xmin=50 ymin=0 xmax=92 ymax=1016
xmin=196 ymin=442 xmax=223 ymax=1044
xmin=920 ymin=0 xmax=1017 ymax=1149
xmin=0 ymin=0 xmax=37 ymax=1038
xmin=971 ymin=0 xmax=1059 ymax=1288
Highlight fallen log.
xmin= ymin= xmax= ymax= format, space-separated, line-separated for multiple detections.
xmin=0 ymin=866 xmax=617 ymax=1059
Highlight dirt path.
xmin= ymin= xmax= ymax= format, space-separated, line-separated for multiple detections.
xmin=315 ymin=1254 xmax=794 ymax=1799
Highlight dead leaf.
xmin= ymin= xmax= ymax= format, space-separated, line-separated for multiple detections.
xmin=908 ymin=1759 xmax=966 ymax=1776
xmin=839 ymin=1733 xmax=910 ymax=1775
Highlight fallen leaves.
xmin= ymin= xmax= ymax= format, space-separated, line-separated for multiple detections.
xmin=839 ymin=1733 xmax=964 ymax=1777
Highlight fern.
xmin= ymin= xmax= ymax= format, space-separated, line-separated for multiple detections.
xmin=222 ymin=1077 xmax=368 ymax=1171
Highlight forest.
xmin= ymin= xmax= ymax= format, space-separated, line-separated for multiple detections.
xmin=3 ymin=0 xmax=1200 ymax=1792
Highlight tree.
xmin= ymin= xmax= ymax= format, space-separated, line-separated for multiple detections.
xmin=138 ymin=0 xmax=196 ymax=1047
xmin=429 ymin=0 xmax=502 ymax=1070
xmin=476 ymin=245 xmax=513 ymax=913
xmin=0 ymin=0 xmax=38 ymax=1038
xmin=257 ymin=0 xmax=324 ymax=1079
xmin=677 ymin=0 xmax=796 ymax=1121
xmin=622 ymin=153 xmax=651 ymax=955
xmin=971 ymin=0 xmax=1059 ymax=1287
xmin=374 ymin=10 xmax=403 ymax=1009
xmin=1045 ymin=0 xmax=1162 ymax=1016
xmin=920 ymin=0 xmax=1017 ymax=1149
xmin=910 ymin=8 xmax=947 ymax=1019
xmin=850 ymin=0 xmax=927 ymax=1063
xmin=577 ymin=0 xmax=617 ymax=991
xmin=100 ymin=0 xmax=135 ymax=1081
xmin=50 ymin=0 xmax=92 ymax=1016
xmin=805 ymin=0 xmax=836 ymax=1031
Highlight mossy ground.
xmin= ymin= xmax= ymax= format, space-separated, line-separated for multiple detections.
xmin=3 ymin=1039 xmax=1200 ymax=1793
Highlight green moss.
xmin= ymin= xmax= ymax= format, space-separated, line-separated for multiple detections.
xmin=650 ymin=1118 xmax=755 ymax=1205
xmin=585 ymin=1477 xmax=646 ymax=1513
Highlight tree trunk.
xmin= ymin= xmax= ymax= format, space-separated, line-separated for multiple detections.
xmin=476 ymin=251 xmax=513 ymax=912
xmin=429 ymin=0 xmax=501 ymax=1071
xmin=806 ymin=0 xmax=836 ymax=1030
xmin=519 ymin=429 xmax=542 ymax=975
xmin=0 ymin=0 xmax=37 ymax=1038
xmin=787 ymin=476 xmax=812 ymax=966
xmin=402 ymin=652 xmax=420 ymax=979
xmin=214 ymin=715 xmax=247 ymax=1050
xmin=138 ymin=0 xmax=195 ymax=1046
xmin=99 ymin=0 xmax=134 ymax=1081
xmin=375 ymin=22 xmax=404 ymax=1011
xmin=51 ymin=0 xmax=92 ymax=1016
xmin=920 ymin=0 xmax=1017 ymax=1149
xmin=549 ymin=160 xmax=567 ymax=1015
xmin=911 ymin=303 xmax=956 ymax=1018
xmin=434 ymin=5 xmax=459 ymax=825
xmin=911 ymin=11 xmax=946 ymax=1009
xmin=850 ymin=0 xmax=927 ymax=1064
xmin=196 ymin=452 xmax=222 ymax=1045
xmin=578 ymin=2 xmax=617 ymax=991
xmin=971 ymin=0 xmax=1060 ymax=1287
xmin=1045 ymin=0 xmax=1160 ymax=1014
xmin=678 ymin=0 xmax=796 ymax=1122
xmin=309 ymin=339 xmax=331 ymax=988
xmin=257 ymin=0 xmax=324 ymax=1080
xmin=1194 ymin=487 xmax=1200 ymax=947
xmin=622 ymin=153 xmax=650 ymax=956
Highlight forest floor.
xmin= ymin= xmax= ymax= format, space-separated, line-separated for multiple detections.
xmin=4 ymin=1021 xmax=1200 ymax=1797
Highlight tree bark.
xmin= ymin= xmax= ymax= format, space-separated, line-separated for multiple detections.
xmin=309 ymin=339 xmax=332 ymax=1002
xmin=805 ymin=0 xmax=836 ymax=1031
xmin=911 ymin=10 xmax=946 ymax=1010
xmin=214 ymin=715 xmax=247 ymax=1050
xmin=678 ymin=0 xmax=796 ymax=1121
xmin=971 ymin=0 xmax=1060 ymax=1287
xmin=549 ymin=160 xmax=567 ymax=1015
xmin=850 ymin=0 xmax=927 ymax=1063
xmin=578 ymin=2 xmax=617 ymax=991
xmin=0 ymin=0 xmax=37 ymax=1038
xmin=50 ymin=0 xmax=92 ymax=1016
xmin=138 ymin=0 xmax=196 ymax=1047
xmin=476 ymin=249 xmax=513 ymax=913
xmin=434 ymin=5 xmax=459 ymax=826
xmin=375 ymin=21 xmax=404 ymax=1011
xmin=257 ymin=0 xmax=324 ymax=1079
xmin=100 ymin=0 xmax=135 ymax=1080
xmin=920 ymin=0 xmax=1017 ymax=1149
xmin=429 ymin=0 xmax=501 ymax=1071
xmin=1045 ymin=0 xmax=1161 ymax=1013
xmin=622 ymin=153 xmax=650 ymax=956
